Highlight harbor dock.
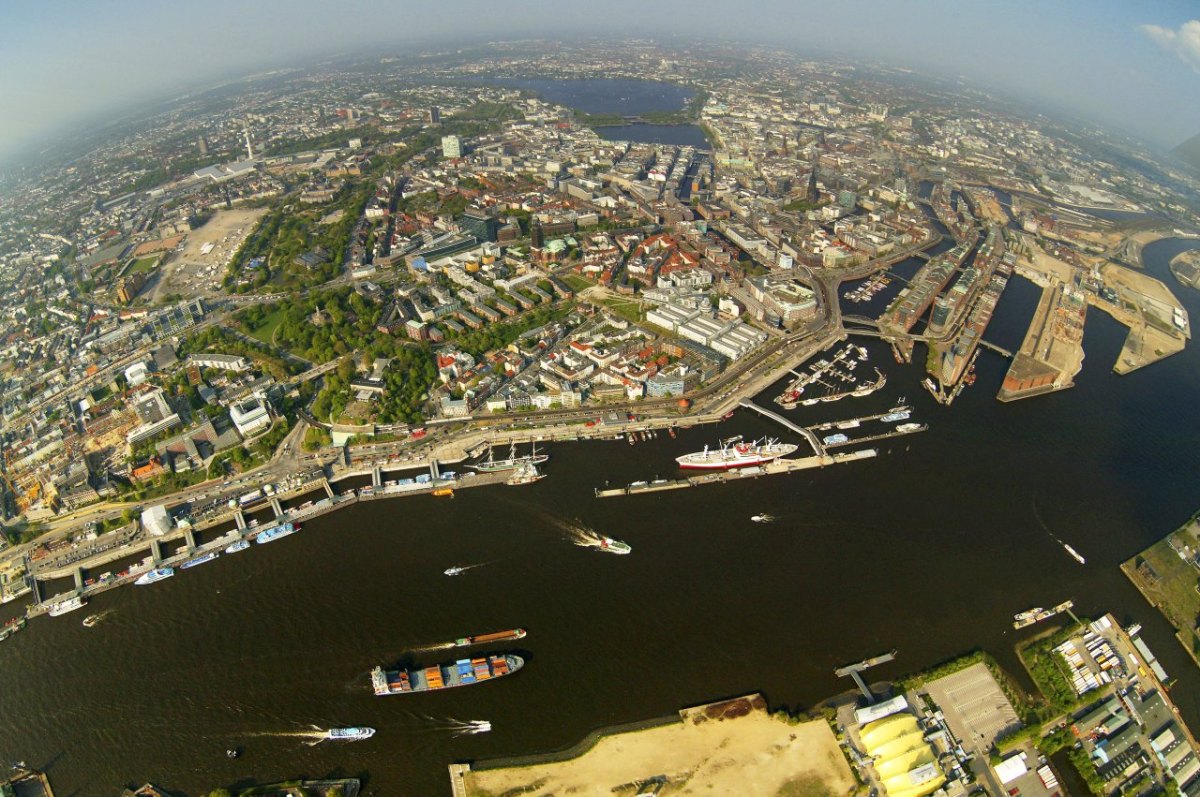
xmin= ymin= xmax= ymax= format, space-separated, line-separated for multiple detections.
xmin=596 ymin=449 xmax=877 ymax=497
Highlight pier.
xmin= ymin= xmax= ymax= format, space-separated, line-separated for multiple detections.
xmin=596 ymin=449 xmax=878 ymax=497
xmin=737 ymin=399 xmax=825 ymax=455
xmin=809 ymin=406 xmax=910 ymax=431
xmin=822 ymin=424 xmax=927 ymax=448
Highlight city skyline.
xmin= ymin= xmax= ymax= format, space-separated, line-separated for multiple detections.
xmin=1 ymin=0 xmax=1200 ymax=164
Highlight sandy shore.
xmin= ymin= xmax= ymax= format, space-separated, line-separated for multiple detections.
xmin=461 ymin=694 xmax=854 ymax=797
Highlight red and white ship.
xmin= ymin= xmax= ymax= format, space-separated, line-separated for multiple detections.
xmin=675 ymin=436 xmax=798 ymax=470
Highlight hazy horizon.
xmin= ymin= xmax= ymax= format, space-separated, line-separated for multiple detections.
xmin=2 ymin=0 xmax=1199 ymax=164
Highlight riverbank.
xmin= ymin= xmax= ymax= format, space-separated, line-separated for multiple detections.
xmin=456 ymin=694 xmax=853 ymax=797
xmin=1121 ymin=510 xmax=1200 ymax=673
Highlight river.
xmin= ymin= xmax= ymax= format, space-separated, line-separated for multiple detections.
xmin=3 ymin=238 xmax=1200 ymax=793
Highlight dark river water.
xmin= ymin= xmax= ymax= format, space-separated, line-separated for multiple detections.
xmin=3 ymin=238 xmax=1200 ymax=795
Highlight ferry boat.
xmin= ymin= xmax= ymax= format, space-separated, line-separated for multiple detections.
xmin=452 ymin=628 xmax=527 ymax=647
xmin=594 ymin=536 xmax=631 ymax=555
xmin=1013 ymin=607 xmax=1055 ymax=630
xmin=326 ymin=726 xmax=375 ymax=741
xmin=180 ymin=551 xmax=220 ymax=570
xmin=48 ymin=595 xmax=87 ymax=616
xmin=0 ymin=616 xmax=27 ymax=641
xmin=224 ymin=539 xmax=251 ymax=554
xmin=371 ymin=653 xmax=524 ymax=695
xmin=895 ymin=423 xmax=925 ymax=433
xmin=675 ymin=436 xmax=798 ymax=471
xmin=135 ymin=568 xmax=175 ymax=586
xmin=255 ymin=522 xmax=297 ymax=544
xmin=468 ymin=441 xmax=548 ymax=473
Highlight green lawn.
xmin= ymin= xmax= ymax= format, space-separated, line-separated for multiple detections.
xmin=600 ymin=296 xmax=645 ymax=324
xmin=245 ymin=306 xmax=287 ymax=345
xmin=126 ymin=255 xmax=160 ymax=275
xmin=564 ymin=274 xmax=594 ymax=292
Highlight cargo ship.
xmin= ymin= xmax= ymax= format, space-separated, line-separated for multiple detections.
xmin=180 ymin=551 xmax=220 ymax=569
xmin=675 ymin=436 xmax=797 ymax=470
xmin=451 ymin=628 xmax=527 ymax=648
xmin=326 ymin=726 xmax=375 ymax=741
xmin=48 ymin=595 xmax=87 ymax=616
xmin=135 ymin=567 xmax=174 ymax=585
xmin=255 ymin=522 xmax=297 ymax=544
xmin=371 ymin=653 xmax=524 ymax=695
xmin=468 ymin=442 xmax=548 ymax=473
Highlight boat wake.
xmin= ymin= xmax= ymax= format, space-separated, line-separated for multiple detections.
xmin=413 ymin=714 xmax=492 ymax=736
xmin=444 ymin=562 xmax=493 ymax=577
xmin=82 ymin=609 xmax=113 ymax=627
xmin=243 ymin=726 xmax=328 ymax=745
xmin=1032 ymin=494 xmax=1086 ymax=565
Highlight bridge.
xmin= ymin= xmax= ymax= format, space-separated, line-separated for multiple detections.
xmin=737 ymin=399 xmax=825 ymax=456
xmin=977 ymin=339 xmax=1014 ymax=358
xmin=841 ymin=314 xmax=881 ymax=329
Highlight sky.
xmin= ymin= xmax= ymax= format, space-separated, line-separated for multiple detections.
xmin=1 ymin=0 xmax=1199 ymax=162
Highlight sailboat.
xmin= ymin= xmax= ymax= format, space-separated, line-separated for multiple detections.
xmin=467 ymin=440 xmax=549 ymax=473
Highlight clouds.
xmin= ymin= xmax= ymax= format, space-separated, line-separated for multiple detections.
xmin=1140 ymin=19 xmax=1200 ymax=71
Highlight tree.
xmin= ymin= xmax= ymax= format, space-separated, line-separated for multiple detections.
xmin=207 ymin=789 xmax=233 ymax=797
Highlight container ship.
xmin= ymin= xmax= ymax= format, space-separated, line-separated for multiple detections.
xmin=675 ymin=436 xmax=797 ymax=470
xmin=451 ymin=628 xmax=526 ymax=647
xmin=371 ymin=653 xmax=523 ymax=695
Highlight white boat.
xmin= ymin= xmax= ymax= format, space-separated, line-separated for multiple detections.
xmin=326 ymin=726 xmax=375 ymax=741
xmin=895 ymin=423 xmax=925 ymax=433
xmin=444 ymin=566 xmax=466 ymax=576
xmin=676 ymin=436 xmax=798 ymax=470
xmin=751 ymin=514 xmax=775 ymax=523
xmin=1063 ymin=544 xmax=1086 ymax=565
xmin=180 ymin=551 xmax=219 ymax=569
xmin=224 ymin=539 xmax=251 ymax=554
xmin=135 ymin=567 xmax=175 ymax=586
xmin=48 ymin=595 xmax=87 ymax=616
xmin=595 ymin=536 xmax=631 ymax=555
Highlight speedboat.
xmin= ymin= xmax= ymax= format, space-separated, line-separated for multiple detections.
xmin=751 ymin=514 xmax=775 ymax=523
xmin=327 ymin=726 xmax=375 ymax=741
xmin=444 ymin=566 xmax=466 ymax=576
